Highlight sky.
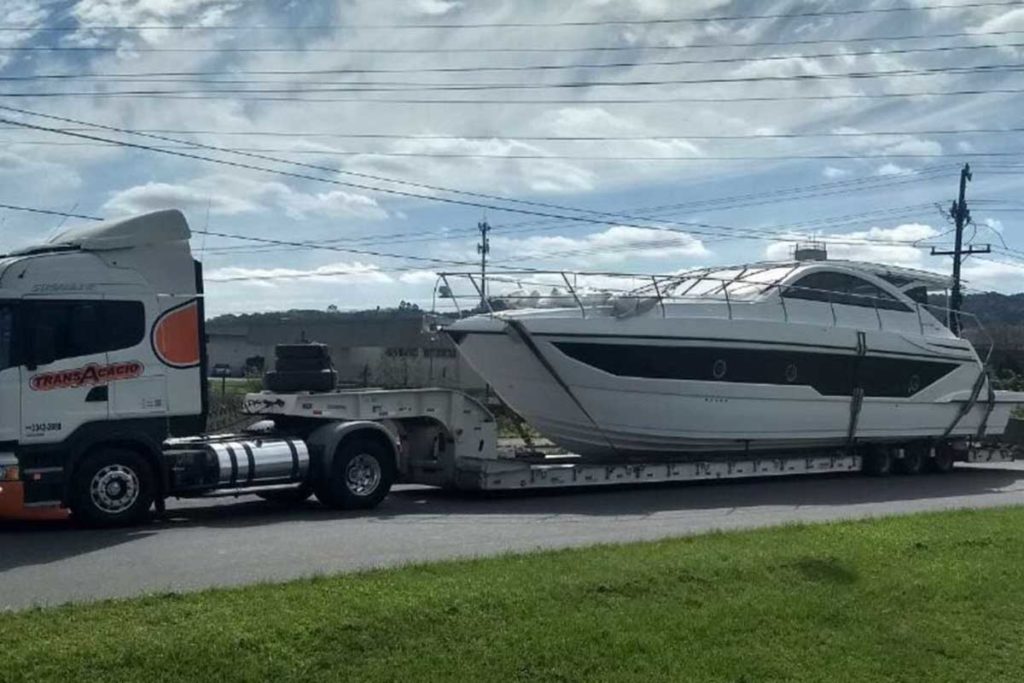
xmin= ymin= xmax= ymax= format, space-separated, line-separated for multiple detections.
xmin=0 ymin=0 xmax=1022 ymax=316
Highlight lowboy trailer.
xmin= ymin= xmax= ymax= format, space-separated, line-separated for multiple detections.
xmin=3 ymin=382 xmax=1016 ymax=526
xmin=0 ymin=210 xmax=1017 ymax=526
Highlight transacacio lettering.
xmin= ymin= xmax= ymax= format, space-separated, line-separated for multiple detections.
xmin=29 ymin=361 xmax=144 ymax=391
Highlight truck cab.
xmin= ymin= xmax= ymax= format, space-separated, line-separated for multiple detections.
xmin=0 ymin=210 xmax=206 ymax=524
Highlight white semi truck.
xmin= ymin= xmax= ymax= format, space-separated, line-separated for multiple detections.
xmin=0 ymin=210 xmax=1015 ymax=526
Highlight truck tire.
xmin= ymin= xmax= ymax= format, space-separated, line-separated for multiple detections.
xmin=70 ymin=448 xmax=155 ymax=527
xmin=893 ymin=444 xmax=927 ymax=475
xmin=930 ymin=444 xmax=956 ymax=473
xmin=257 ymin=484 xmax=313 ymax=504
xmin=862 ymin=446 xmax=892 ymax=477
xmin=314 ymin=437 xmax=395 ymax=510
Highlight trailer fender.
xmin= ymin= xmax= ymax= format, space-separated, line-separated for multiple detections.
xmin=306 ymin=420 xmax=401 ymax=481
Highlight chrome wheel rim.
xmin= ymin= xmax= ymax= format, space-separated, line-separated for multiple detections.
xmin=345 ymin=454 xmax=382 ymax=496
xmin=90 ymin=464 xmax=140 ymax=514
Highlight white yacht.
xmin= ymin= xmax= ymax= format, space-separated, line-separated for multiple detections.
xmin=444 ymin=261 xmax=1022 ymax=459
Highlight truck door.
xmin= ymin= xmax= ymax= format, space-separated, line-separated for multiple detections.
xmin=18 ymin=299 xmax=116 ymax=445
xmin=0 ymin=303 xmax=19 ymax=443
xmin=108 ymin=295 xmax=168 ymax=421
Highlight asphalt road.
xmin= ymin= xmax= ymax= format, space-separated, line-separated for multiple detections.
xmin=4 ymin=462 xmax=1024 ymax=611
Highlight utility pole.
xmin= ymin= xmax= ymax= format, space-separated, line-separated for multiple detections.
xmin=477 ymin=219 xmax=491 ymax=308
xmin=930 ymin=163 xmax=989 ymax=336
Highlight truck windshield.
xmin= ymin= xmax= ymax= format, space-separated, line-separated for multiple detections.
xmin=0 ymin=304 xmax=11 ymax=370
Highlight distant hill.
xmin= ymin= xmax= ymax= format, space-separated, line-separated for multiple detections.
xmin=960 ymin=292 xmax=1024 ymax=326
xmin=208 ymin=302 xmax=424 ymax=330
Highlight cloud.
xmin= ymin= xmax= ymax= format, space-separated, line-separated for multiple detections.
xmin=822 ymin=166 xmax=850 ymax=179
xmin=276 ymin=189 xmax=388 ymax=220
xmin=0 ymin=1 xmax=48 ymax=69
xmin=832 ymin=127 xmax=943 ymax=159
xmin=972 ymin=7 xmax=1024 ymax=33
xmin=412 ymin=0 xmax=463 ymax=16
xmin=206 ymin=261 xmax=394 ymax=286
xmin=962 ymin=259 xmax=1024 ymax=293
xmin=765 ymin=223 xmax=939 ymax=267
xmin=0 ymin=150 xmax=82 ymax=192
xmin=876 ymin=163 xmax=914 ymax=177
xmin=492 ymin=226 xmax=708 ymax=266
xmin=4 ymin=0 xmax=1022 ymax=315
xmin=398 ymin=270 xmax=442 ymax=284
xmin=71 ymin=0 xmax=243 ymax=30
xmin=535 ymin=107 xmax=646 ymax=137
xmin=104 ymin=181 xmax=260 ymax=216
xmin=103 ymin=175 xmax=388 ymax=220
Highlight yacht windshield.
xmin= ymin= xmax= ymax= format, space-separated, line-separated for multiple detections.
xmin=660 ymin=266 xmax=796 ymax=301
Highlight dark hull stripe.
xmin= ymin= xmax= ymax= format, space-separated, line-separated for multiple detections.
xmin=452 ymin=328 xmax=975 ymax=363
xmin=537 ymin=332 xmax=974 ymax=362
xmin=553 ymin=341 xmax=964 ymax=398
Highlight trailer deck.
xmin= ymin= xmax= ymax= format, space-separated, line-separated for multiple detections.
xmin=242 ymin=387 xmax=1017 ymax=494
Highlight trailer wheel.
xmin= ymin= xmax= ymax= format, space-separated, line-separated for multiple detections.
xmin=315 ymin=437 xmax=395 ymax=510
xmin=894 ymin=444 xmax=927 ymax=475
xmin=929 ymin=444 xmax=956 ymax=474
xmin=862 ymin=446 xmax=893 ymax=477
xmin=257 ymin=485 xmax=313 ymax=504
xmin=70 ymin=448 xmax=155 ymax=527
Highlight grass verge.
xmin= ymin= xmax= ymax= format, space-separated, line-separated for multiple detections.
xmin=4 ymin=507 xmax=1024 ymax=682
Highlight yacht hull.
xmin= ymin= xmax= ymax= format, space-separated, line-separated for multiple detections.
xmin=450 ymin=316 xmax=1017 ymax=459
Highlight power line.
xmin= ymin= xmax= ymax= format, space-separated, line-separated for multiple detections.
xmin=1 ymin=113 xmax=947 ymax=257
xmin=3 ymin=140 xmax=1021 ymax=161
xmin=202 ymin=202 xmax=940 ymax=258
xmin=2 ymin=126 xmax=1021 ymax=142
xmin=6 ymin=63 xmax=1023 ymax=95
xmin=0 ymin=106 xmax=964 ymax=246
xmin=0 ymin=202 xmax=102 ymax=221
xmin=0 ymin=199 xmax=946 ymax=280
xmin=202 ymin=169 xmax=952 ymax=255
xmin=0 ymin=108 xmax=806 ymax=242
xmin=0 ymin=109 xmax=982 ymax=262
xmin=203 ymin=201 xmax=946 ymax=264
xmin=4 ymin=29 xmax=1023 ymax=53
xmin=7 ymin=41 xmax=1023 ymax=81
xmin=7 ymin=87 xmax=1020 ymax=103
xmin=192 ymin=229 xmax=498 ymax=270
xmin=0 ymin=104 xmax=668 ymax=222
xmin=198 ymin=220 xmax=952 ymax=283
xmin=11 ymin=2 xmax=1020 ymax=30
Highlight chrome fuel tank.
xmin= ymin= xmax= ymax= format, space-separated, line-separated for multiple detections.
xmin=165 ymin=437 xmax=310 ymax=490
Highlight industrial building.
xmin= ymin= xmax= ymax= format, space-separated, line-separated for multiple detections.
xmin=206 ymin=310 xmax=485 ymax=391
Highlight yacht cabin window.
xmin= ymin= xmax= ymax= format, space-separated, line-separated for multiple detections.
xmin=783 ymin=272 xmax=911 ymax=312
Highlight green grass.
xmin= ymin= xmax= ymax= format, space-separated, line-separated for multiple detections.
xmin=5 ymin=508 xmax=1024 ymax=682
xmin=208 ymin=377 xmax=262 ymax=398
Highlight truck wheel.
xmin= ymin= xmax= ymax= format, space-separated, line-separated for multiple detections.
xmin=315 ymin=438 xmax=395 ymax=510
xmin=862 ymin=446 xmax=892 ymax=477
xmin=70 ymin=448 xmax=155 ymax=527
xmin=894 ymin=444 xmax=927 ymax=475
xmin=257 ymin=485 xmax=313 ymax=504
xmin=929 ymin=444 xmax=956 ymax=474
